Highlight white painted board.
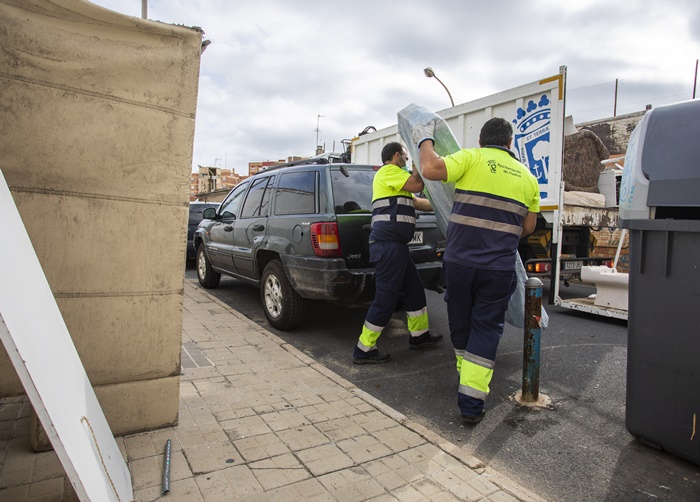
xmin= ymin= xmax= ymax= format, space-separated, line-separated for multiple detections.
xmin=0 ymin=170 xmax=133 ymax=501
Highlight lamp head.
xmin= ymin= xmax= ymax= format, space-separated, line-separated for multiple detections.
xmin=423 ymin=67 xmax=435 ymax=78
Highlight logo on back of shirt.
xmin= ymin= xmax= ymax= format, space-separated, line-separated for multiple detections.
xmin=487 ymin=158 xmax=522 ymax=178
xmin=513 ymin=95 xmax=550 ymax=199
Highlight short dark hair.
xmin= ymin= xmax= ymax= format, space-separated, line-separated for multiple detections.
xmin=381 ymin=142 xmax=405 ymax=164
xmin=479 ymin=118 xmax=513 ymax=147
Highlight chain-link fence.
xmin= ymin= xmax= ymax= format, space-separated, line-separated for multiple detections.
xmin=567 ymin=70 xmax=698 ymax=123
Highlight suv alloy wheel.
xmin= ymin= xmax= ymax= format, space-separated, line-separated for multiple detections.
xmin=197 ymin=244 xmax=221 ymax=289
xmin=260 ymin=260 xmax=305 ymax=330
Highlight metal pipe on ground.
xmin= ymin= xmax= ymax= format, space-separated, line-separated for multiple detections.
xmin=162 ymin=439 xmax=171 ymax=495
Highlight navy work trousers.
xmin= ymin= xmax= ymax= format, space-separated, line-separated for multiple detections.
xmin=443 ymin=261 xmax=517 ymax=416
xmin=365 ymin=240 xmax=426 ymax=332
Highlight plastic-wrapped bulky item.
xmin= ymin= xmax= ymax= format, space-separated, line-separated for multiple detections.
xmin=397 ymin=103 xmax=549 ymax=329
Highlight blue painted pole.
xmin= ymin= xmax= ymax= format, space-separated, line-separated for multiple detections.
xmin=522 ymin=277 xmax=543 ymax=402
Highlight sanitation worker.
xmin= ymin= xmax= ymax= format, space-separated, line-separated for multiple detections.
xmin=352 ymin=142 xmax=443 ymax=364
xmin=413 ymin=118 xmax=539 ymax=422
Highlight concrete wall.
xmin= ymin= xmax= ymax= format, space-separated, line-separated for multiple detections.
xmin=0 ymin=0 xmax=202 ymax=439
xmin=577 ymin=111 xmax=646 ymax=156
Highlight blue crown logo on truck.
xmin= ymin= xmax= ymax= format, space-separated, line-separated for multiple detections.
xmin=513 ymin=95 xmax=551 ymax=199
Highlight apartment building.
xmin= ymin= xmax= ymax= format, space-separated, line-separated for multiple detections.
xmin=190 ymin=156 xmax=308 ymax=201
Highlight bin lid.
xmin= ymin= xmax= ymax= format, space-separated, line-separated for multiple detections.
xmin=642 ymin=99 xmax=700 ymax=207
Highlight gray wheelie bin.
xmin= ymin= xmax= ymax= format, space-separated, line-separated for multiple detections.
xmin=619 ymin=98 xmax=700 ymax=466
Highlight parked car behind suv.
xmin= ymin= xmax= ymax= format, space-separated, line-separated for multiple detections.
xmin=193 ymin=159 xmax=445 ymax=330
xmin=187 ymin=202 xmax=220 ymax=264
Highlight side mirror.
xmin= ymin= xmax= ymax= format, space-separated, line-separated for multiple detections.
xmin=202 ymin=207 xmax=217 ymax=219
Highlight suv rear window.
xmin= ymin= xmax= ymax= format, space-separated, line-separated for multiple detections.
xmin=332 ymin=168 xmax=375 ymax=214
xmin=274 ymin=171 xmax=317 ymax=215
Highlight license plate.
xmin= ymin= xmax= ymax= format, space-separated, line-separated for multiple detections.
xmin=564 ymin=260 xmax=583 ymax=270
xmin=409 ymin=231 xmax=423 ymax=245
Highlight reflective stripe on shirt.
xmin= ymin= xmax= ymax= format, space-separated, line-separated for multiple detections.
xmin=372 ymin=214 xmax=416 ymax=225
xmin=372 ymin=196 xmax=413 ymax=209
xmin=454 ymin=192 xmax=529 ymax=217
xmin=449 ymin=213 xmax=522 ymax=236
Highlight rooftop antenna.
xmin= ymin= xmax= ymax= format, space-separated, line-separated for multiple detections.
xmin=315 ymin=114 xmax=324 ymax=151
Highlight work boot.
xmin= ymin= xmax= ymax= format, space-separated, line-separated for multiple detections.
xmin=352 ymin=348 xmax=392 ymax=365
xmin=461 ymin=410 xmax=486 ymax=424
xmin=409 ymin=331 xmax=443 ymax=350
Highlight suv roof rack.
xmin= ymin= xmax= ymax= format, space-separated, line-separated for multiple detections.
xmin=258 ymin=152 xmax=352 ymax=174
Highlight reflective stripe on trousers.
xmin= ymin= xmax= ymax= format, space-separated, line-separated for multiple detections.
xmin=455 ymin=348 xmax=494 ymax=401
xmin=357 ymin=320 xmax=382 ymax=352
xmin=406 ymin=306 xmax=429 ymax=338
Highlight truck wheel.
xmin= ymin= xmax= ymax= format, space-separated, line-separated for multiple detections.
xmin=196 ymin=244 xmax=221 ymax=289
xmin=261 ymin=260 xmax=305 ymax=330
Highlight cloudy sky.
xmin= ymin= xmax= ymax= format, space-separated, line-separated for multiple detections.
xmin=89 ymin=0 xmax=700 ymax=174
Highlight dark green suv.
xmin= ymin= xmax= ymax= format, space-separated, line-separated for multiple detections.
xmin=193 ymin=160 xmax=444 ymax=330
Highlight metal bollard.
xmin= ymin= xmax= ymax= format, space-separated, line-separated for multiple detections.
xmin=522 ymin=277 xmax=543 ymax=402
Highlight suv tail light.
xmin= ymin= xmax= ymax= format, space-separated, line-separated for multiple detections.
xmin=310 ymin=222 xmax=342 ymax=257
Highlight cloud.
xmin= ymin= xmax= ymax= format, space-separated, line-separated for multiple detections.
xmin=88 ymin=0 xmax=700 ymax=173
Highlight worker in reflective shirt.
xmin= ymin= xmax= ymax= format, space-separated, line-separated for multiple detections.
xmin=353 ymin=142 xmax=443 ymax=364
xmin=414 ymin=118 xmax=539 ymax=422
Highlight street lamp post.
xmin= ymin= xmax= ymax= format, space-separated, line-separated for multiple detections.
xmin=424 ymin=67 xmax=455 ymax=107
xmin=315 ymin=114 xmax=324 ymax=153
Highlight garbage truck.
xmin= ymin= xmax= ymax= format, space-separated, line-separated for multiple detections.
xmin=351 ymin=66 xmax=629 ymax=319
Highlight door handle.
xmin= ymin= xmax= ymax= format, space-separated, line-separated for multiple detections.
xmin=224 ymin=226 xmax=233 ymax=232
xmin=252 ymin=224 xmax=265 ymax=231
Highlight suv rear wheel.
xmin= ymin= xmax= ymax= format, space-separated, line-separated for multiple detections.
xmin=197 ymin=244 xmax=221 ymax=289
xmin=261 ymin=260 xmax=305 ymax=330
